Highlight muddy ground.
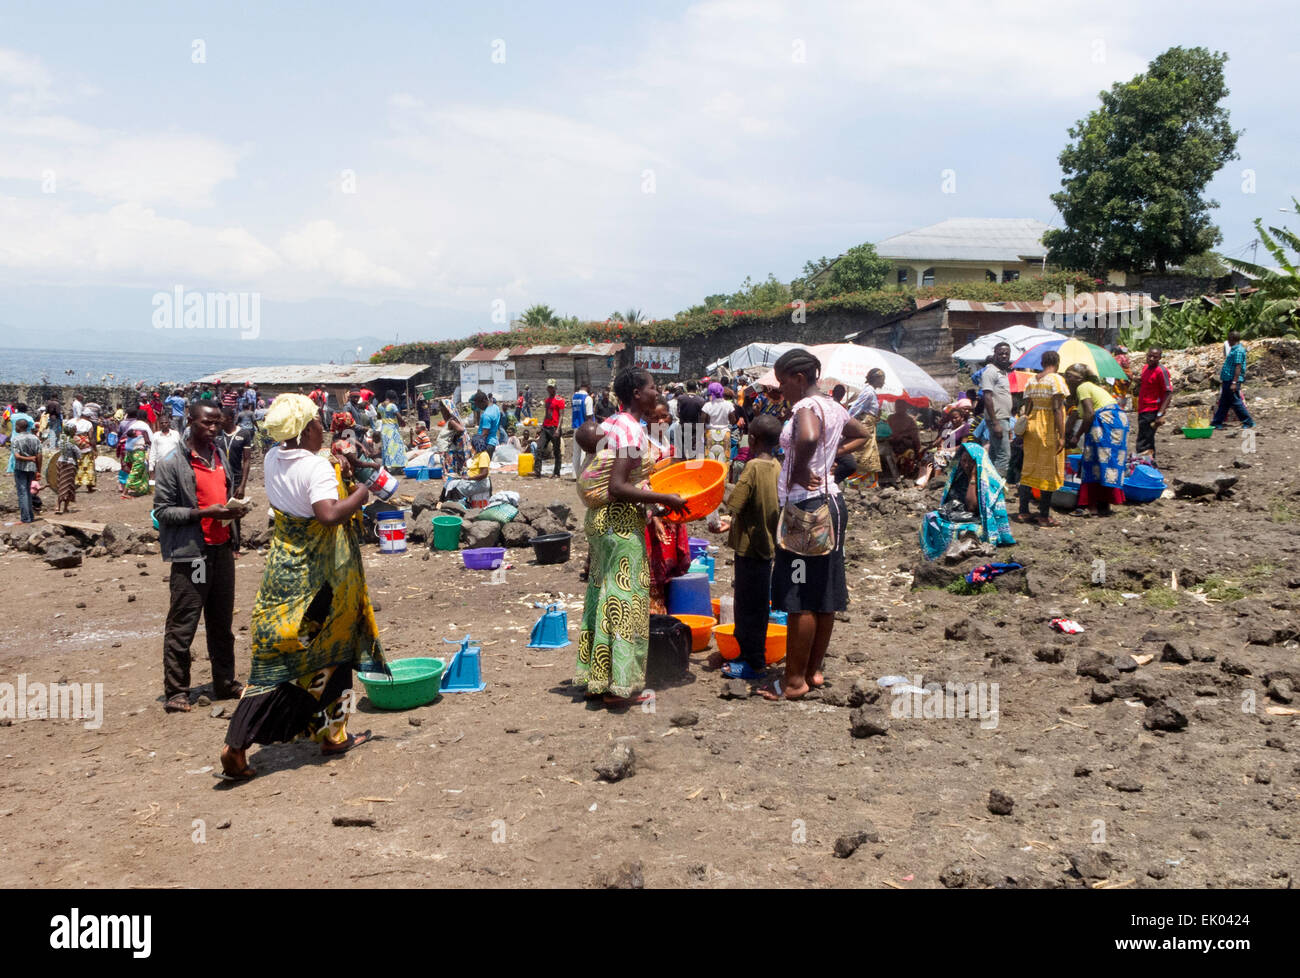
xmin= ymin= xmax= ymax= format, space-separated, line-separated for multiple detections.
xmin=1 ymin=359 xmax=1298 ymax=889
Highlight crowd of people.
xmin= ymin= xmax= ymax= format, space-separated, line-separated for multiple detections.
xmin=0 ymin=332 xmax=1262 ymax=776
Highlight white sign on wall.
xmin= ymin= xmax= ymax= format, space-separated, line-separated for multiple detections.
xmin=634 ymin=346 xmax=681 ymax=374
xmin=461 ymin=360 xmax=517 ymax=401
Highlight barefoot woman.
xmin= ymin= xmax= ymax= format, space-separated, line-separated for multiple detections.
xmin=220 ymin=394 xmax=383 ymax=780
xmin=575 ymin=368 xmax=686 ymax=707
xmin=764 ymin=349 xmax=871 ymax=701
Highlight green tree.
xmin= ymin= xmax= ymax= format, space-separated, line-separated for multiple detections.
xmin=1179 ymin=251 xmax=1229 ymax=277
xmin=1226 ymin=197 xmax=1300 ymax=327
xmin=520 ymin=304 xmax=559 ymax=327
xmin=792 ymin=246 xmax=890 ymax=299
xmin=1043 ymin=46 xmax=1241 ymax=275
xmin=610 ymin=308 xmax=646 ymax=326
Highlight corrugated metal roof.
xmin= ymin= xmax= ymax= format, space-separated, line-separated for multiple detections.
xmin=947 ymin=293 xmax=1157 ymax=314
xmin=450 ymin=343 xmax=624 ymax=362
xmin=194 ymin=363 xmax=431 ymax=385
xmin=876 ymin=218 xmax=1053 ymax=262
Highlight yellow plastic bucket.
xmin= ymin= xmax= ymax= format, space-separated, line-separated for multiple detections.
xmin=517 ymin=453 xmax=535 ymax=476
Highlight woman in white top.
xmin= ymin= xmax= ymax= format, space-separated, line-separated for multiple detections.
xmin=763 ymin=349 xmax=872 ymax=702
xmin=220 ymin=394 xmax=383 ymax=781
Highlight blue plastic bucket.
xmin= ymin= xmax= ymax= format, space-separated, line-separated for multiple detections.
xmin=666 ymin=573 xmax=712 ymax=618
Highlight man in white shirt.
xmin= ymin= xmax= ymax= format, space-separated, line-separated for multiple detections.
xmin=148 ymin=413 xmax=184 ymax=475
xmin=980 ymin=342 xmax=1014 ymax=478
xmin=71 ymin=394 xmax=84 ymax=421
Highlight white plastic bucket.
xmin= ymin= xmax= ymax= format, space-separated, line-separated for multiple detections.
xmin=367 ymin=465 xmax=400 ymax=501
xmin=374 ymin=511 xmax=407 ymax=554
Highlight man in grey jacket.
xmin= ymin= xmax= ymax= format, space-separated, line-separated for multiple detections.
xmin=152 ymin=402 xmax=244 ymax=713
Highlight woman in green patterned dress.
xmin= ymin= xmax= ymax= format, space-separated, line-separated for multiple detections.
xmin=576 ymin=368 xmax=686 ymax=707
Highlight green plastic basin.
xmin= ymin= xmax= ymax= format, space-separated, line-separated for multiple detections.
xmin=357 ymin=657 xmax=446 ymax=710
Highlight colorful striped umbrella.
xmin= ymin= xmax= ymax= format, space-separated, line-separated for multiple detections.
xmin=1011 ymin=338 xmax=1125 ymax=381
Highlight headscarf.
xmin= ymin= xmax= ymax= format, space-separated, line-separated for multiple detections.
xmin=707 ymin=382 xmax=724 ymax=399
xmin=470 ymin=434 xmax=488 ymax=454
xmin=264 ymin=393 xmax=319 ymax=443
xmin=331 ymin=412 xmax=355 ymax=433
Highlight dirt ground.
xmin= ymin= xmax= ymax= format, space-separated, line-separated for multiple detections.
xmin=2 ymin=367 xmax=1298 ymax=889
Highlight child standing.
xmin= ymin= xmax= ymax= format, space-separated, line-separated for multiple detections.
xmin=721 ymin=414 xmax=782 ymax=681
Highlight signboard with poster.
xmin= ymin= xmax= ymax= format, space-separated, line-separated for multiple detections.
xmin=634 ymin=346 xmax=681 ymax=374
xmin=458 ymin=364 xmax=479 ymax=390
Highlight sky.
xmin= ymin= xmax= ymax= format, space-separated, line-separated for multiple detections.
xmin=0 ymin=0 xmax=1295 ymax=353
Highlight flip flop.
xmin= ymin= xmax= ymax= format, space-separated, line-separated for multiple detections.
xmin=321 ymin=729 xmax=373 ymax=756
xmin=601 ymin=691 xmax=653 ymax=707
xmin=215 ymin=762 xmax=257 ymax=782
xmin=164 ymin=694 xmax=191 ymax=713
xmin=721 ymin=662 xmax=766 ymax=681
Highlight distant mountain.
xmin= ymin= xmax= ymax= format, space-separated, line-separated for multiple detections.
xmin=0 ymin=284 xmax=479 ymax=359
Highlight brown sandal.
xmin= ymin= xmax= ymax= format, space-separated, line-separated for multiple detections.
xmin=321 ymin=729 xmax=373 ymax=756
xmin=164 ymin=694 xmax=191 ymax=713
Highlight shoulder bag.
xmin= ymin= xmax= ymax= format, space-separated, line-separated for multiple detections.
xmin=776 ymin=399 xmax=837 ymax=557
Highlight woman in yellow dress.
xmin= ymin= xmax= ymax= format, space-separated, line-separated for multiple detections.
xmin=1016 ymin=349 xmax=1068 ymax=527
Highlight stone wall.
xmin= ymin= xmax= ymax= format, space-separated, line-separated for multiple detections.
xmin=0 ymin=383 xmax=144 ymax=411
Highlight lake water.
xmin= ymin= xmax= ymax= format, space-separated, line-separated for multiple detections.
xmin=1 ymin=347 xmax=306 ymax=385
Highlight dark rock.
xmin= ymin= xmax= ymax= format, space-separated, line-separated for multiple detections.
xmin=833 ymin=823 xmax=880 ymax=858
xmin=1077 ymin=650 xmax=1118 ymax=683
xmin=517 ymin=503 xmax=549 ymax=525
xmin=1110 ymin=779 xmax=1143 ymax=793
xmin=408 ymin=717 xmax=423 ymax=726
xmin=1067 ymin=849 xmax=1115 ymax=881
xmin=1113 ymin=654 xmax=1138 ymax=673
xmin=1146 ymin=863 xmax=1169 ymax=880
xmin=1074 ymin=764 xmax=1091 ymax=777
xmin=332 ymin=815 xmax=376 ymax=827
xmin=603 ymin=860 xmax=644 ymax=889
xmin=1172 ymin=472 xmax=1238 ymax=499
xmin=530 ymin=513 xmax=568 ymax=538
xmin=846 ymin=678 xmax=879 ymax=708
xmin=1161 ymin=641 xmax=1193 ymax=664
xmin=1267 ymin=678 xmax=1294 ymax=704
xmin=545 ymin=501 xmax=572 ymax=524
xmin=1220 ymin=656 xmax=1252 ymax=676
xmin=1143 ymin=699 xmax=1188 ymax=732
xmin=1035 ymin=645 xmax=1066 ymax=663
xmin=1089 ymin=684 xmax=1115 ymax=704
xmin=500 ymin=521 xmax=536 ymax=548
xmin=1265 ymin=738 xmax=1286 ymax=751
xmin=594 ymin=743 xmax=636 ymax=782
xmin=460 ymin=520 xmax=502 ymax=549
xmin=821 ymin=689 xmax=849 ymax=708
xmin=987 ymin=789 xmax=1015 ymax=816
xmin=718 ymin=680 xmax=749 ymax=700
xmin=849 ymin=707 xmax=889 ymax=738
xmin=944 ymin=618 xmax=970 ymax=641
xmin=43 ymin=545 xmax=82 ymax=569
xmin=939 ymin=863 xmax=970 ymax=888
xmin=1255 ymin=768 xmax=1271 ymax=785
xmin=910 ymin=559 xmax=957 ymax=589
xmin=100 ymin=522 xmax=138 ymax=557
xmin=844 ymin=651 xmax=868 ymax=664
xmin=669 ymin=711 xmax=699 ymax=727
xmin=409 ymin=486 xmax=442 ymax=520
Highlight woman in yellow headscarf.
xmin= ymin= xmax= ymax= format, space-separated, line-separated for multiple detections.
xmin=220 ymin=394 xmax=386 ymax=780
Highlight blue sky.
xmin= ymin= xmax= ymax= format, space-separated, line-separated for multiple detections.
xmin=0 ymin=0 xmax=1295 ymax=351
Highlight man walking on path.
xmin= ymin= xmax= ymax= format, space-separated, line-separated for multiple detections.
xmin=1211 ymin=331 xmax=1255 ymax=429
xmin=534 ymin=380 xmax=566 ymax=478
xmin=10 ymin=418 xmax=41 ymax=523
xmin=980 ymin=342 xmax=1014 ymax=478
xmin=1136 ymin=347 xmax=1173 ymax=460
xmin=153 ymin=402 xmax=243 ymax=713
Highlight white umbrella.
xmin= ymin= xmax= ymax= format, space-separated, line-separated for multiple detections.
xmin=709 ymin=342 xmax=802 ymax=374
xmin=952 ymin=324 xmax=1061 ymax=363
xmin=755 ymin=343 xmax=951 ymax=405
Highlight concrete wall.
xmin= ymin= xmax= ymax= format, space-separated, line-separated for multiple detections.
xmin=0 ymin=383 xmax=145 ymax=413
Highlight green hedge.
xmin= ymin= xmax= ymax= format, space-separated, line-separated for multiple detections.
xmin=370 ymin=271 xmax=1102 ymax=365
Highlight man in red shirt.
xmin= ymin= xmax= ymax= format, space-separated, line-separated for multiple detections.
xmin=533 ymin=379 xmax=566 ymax=478
xmin=152 ymin=402 xmax=243 ymax=712
xmin=1136 ymin=347 xmax=1173 ymax=460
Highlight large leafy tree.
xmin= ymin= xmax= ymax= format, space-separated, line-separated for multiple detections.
xmin=1043 ymin=46 xmax=1241 ymax=275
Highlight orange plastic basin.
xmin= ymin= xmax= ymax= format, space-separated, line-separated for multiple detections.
xmin=648 ymin=459 xmax=726 ymax=523
xmin=712 ymin=623 xmax=788 ymax=664
xmin=673 ymin=614 xmax=717 ymax=652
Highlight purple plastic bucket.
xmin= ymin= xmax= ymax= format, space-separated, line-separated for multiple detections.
xmin=462 ymin=547 xmax=506 ymax=570
xmin=688 ymin=537 xmax=709 ymax=560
